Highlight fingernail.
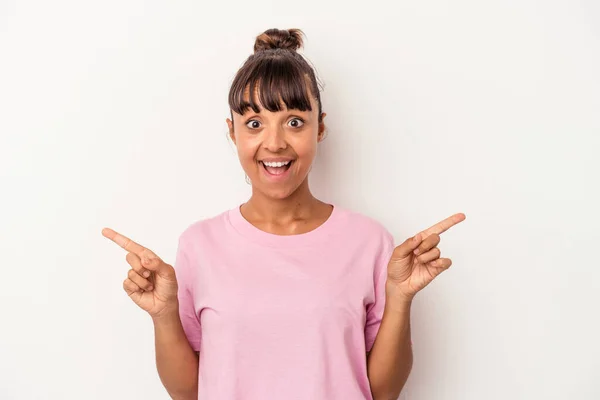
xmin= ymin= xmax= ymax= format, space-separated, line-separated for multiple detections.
xmin=143 ymin=271 xmax=150 ymax=278
xmin=413 ymin=248 xmax=420 ymax=255
xmin=147 ymin=286 xmax=153 ymax=291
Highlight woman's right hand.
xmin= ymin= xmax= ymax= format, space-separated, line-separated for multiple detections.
xmin=102 ymin=228 xmax=179 ymax=319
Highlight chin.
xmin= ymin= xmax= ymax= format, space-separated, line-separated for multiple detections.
xmin=254 ymin=177 xmax=307 ymax=200
xmin=259 ymin=186 xmax=296 ymax=200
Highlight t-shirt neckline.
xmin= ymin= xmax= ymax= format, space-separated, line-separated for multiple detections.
xmin=227 ymin=203 xmax=343 ymax=248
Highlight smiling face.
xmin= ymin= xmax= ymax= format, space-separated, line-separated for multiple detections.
xmin=227 ymin=87 xmax=326 ymax=200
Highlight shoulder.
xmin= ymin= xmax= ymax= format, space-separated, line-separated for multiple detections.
xmin=177 ymin=208 xmax=232 ymax=246
xmin=334 ymin=205 xmax=395 ymax=249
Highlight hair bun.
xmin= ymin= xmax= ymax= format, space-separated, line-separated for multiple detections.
xmin=254 ymin=28 xmax=304 ymax=53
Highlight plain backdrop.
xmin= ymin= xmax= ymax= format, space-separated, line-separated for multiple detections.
xmin=1 ymin=0 xmax=599 ymax=399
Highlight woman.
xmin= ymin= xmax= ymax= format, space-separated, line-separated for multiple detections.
xmin=102 ymin=28 xmax=465 ymax=400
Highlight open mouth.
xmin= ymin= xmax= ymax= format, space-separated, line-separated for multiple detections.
xmin=260 ymin=160 xmax=294 ymax=176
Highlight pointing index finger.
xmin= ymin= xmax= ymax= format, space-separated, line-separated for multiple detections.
xmin=102 ymin=227 xmax=146 ymax=256
xmin=420 ymin=213 xmax=466 ymax=237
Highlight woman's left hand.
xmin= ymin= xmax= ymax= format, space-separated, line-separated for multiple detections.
xmin=386 ymin=213 xmax=466 ymax=301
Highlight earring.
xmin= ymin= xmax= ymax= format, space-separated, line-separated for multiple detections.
xmin=245 ymin=173 xmax=251 ymax=185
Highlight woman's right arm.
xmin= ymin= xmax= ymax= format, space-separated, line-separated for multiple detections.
xmin=101 ymin=228 xmax=200 ymax=400
xmin=153 ymin=309 xmax=199 ymax=400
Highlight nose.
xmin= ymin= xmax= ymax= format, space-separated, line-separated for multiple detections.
xmin=263 ymin=126 xmax=288 ymax=152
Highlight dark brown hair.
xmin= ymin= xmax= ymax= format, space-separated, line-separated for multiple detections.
xmin=228 ymin=28 xmax=323 ymax=124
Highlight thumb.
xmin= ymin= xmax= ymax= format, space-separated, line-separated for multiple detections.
xmin=392 ymin=232 xmax=423 ymax=259
xmin=140 ymin=251 xmax=165 ymax=272
xmin=141 ymin=251 xmax=175 ymax=280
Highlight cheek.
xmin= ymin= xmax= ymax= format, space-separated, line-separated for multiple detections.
xmin=293 ymin=140 xmax=318 ymax=163
xmin=236 ymin=140 xmax=259 ymax=162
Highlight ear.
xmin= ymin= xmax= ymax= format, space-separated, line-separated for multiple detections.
xmin=226 ymin=118 xmax=236 ymax=144
xmin=317 ymin=112 xmax=327 ymax=142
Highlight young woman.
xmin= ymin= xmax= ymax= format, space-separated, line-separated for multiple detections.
xmin=102 ymin=28 xmax=465 ymax=400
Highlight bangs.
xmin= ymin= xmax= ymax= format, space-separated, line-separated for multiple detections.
xmin=229 ymin=55 xmax=315 ymax=116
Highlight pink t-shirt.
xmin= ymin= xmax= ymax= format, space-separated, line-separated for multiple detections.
xmin=173 ymin=204 xmax=395 ymax=400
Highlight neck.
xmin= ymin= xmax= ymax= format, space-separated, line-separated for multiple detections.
xmin=244 ymin=179 xmax=321 ymax=223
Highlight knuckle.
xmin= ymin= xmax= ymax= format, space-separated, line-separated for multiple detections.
xmin=123 ymin=279 xmax=134 ymax=291
xmin=164 ymin=264 xmax=176 ymax=276
xmin=141 ymin=252 xmax=158 ymax=266
xmin=142 ymin=249 xmax=157 ymax=260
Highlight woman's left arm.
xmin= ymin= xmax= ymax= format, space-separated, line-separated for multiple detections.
xmin=367 ymin=212 xmax=466 ymax=400
xmin=366 ymin=284 xmax=414 ymax=400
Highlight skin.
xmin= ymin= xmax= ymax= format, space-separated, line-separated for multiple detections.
xmin=101 ymin=228 xmax=198 ymax=399
xmin=226 ymin=87 xmax=332 ymax=234
xmin=102 ymin=84 xmax=466 ymax=400
xmin=367 ymin=213 xmax=466 ymax=399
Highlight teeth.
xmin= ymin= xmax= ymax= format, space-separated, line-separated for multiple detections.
xmin=263 ymin=161 xmax=291 ymax=168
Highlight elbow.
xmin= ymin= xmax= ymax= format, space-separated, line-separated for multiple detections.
xmin=370 ymin=379 xmax=406 ymax=400
xmin=371 ymin=389 xmax=402 ymax=400
xmin=370 ymin=364 xmax=413 ymax=400
xmin=162 ymin=376 xmax=198 ymax=400
xmin=168 ymin=388 xmax=198 ymax=400
xmin=161 ymin=379 xmax=198 ymax=400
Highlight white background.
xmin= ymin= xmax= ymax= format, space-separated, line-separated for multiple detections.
xmin=1 ymin=0 xmax=599 ymax=399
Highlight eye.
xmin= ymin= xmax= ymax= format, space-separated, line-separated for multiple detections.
xmin=245 ymin=120 xmax=261 ymax=129
xmin=288 ymin=118 xmax=304 ymax=128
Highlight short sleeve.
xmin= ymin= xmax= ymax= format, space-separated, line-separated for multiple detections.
xmin=364 ymin=232 xmax=395 ymax=352
xmin=173 ymin=236 xmax=202 ymax=352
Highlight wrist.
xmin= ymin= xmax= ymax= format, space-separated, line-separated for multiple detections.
xmin=151 ymin=303 xmax=181 ymax=326
xmin=385 ymin=281 xmax=414 ymax=309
